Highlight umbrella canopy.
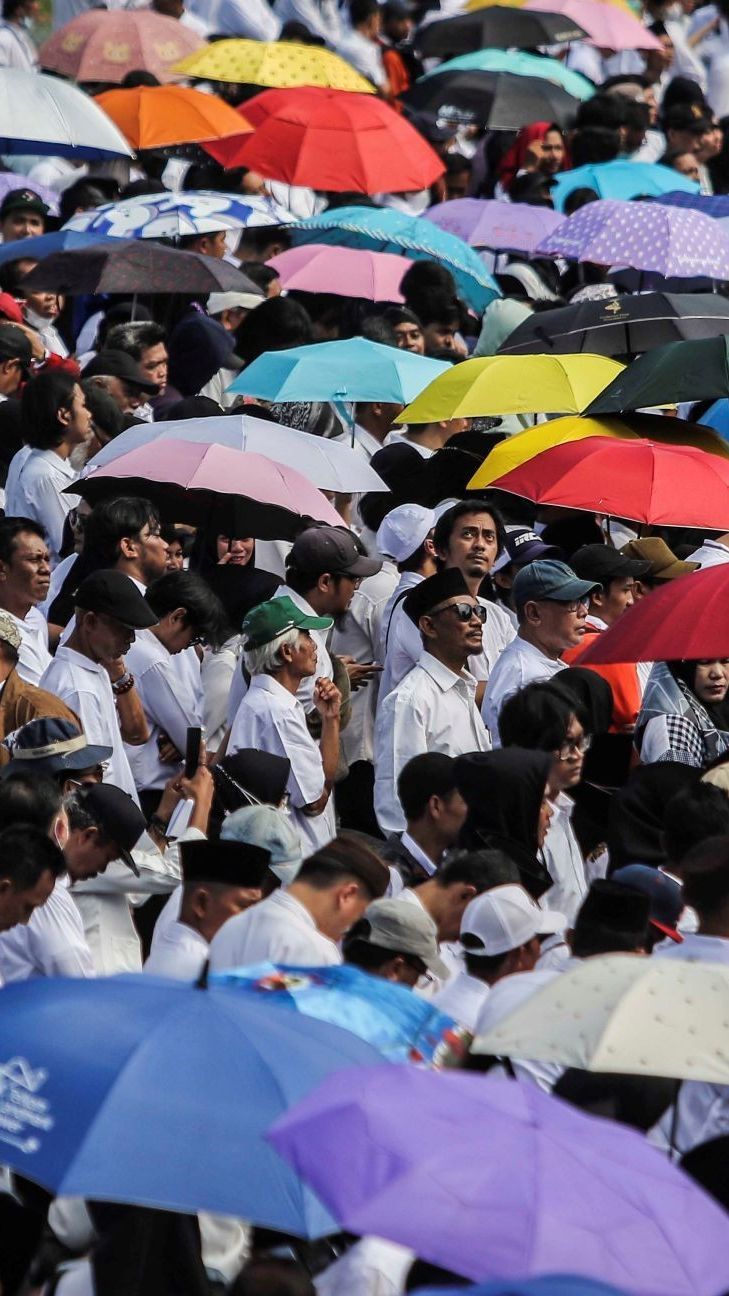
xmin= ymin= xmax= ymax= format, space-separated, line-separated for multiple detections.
xmin=576 ymin=561 xmax=729 ymax=662
xmin=467 ymin=0 xmax=635 ymax=12
xmin=585 ymin=335 xmax=729 ymax=414
xmin=72 ymin=440 xmax=342 ymax=537
xmin=0 ymin=70 xmax=132 ymax=160
xmin=93 ymin=85 xmax=252 ymax=151
xmin=414 ymin=6 xmax=587 ymax=56
xmin=484 ymin=435 xmax=729 ymax=527
xmin=474 ymin=954 xmax=729 ymax=1083
xmin=535 ymin=199 xmax=729 ymax=279
xmin=228 ymin=337 xmax=450 ymax=404
xmin=83 ymin=412 xmax=388 ymax=494
xmin=0 ymin=975 xmax=382 ymax=1234
xmin=0 ymin=230 xmax=120 ymax=267
xmin=396 ymin=354 xmax=623 ymax=422
xmin=402 ymin=69 xmax=580 ymax=130
xmin=525 ymin=0 xmax=662 ymax=47
xmin=39 ymin=8 xmax=202 ymax=84
xmin=267 ymin=244 xmax=408 ymax=302
xmin=204 ymin=87 xmax=444 ymax=195
xmin=269 ymin=1067 xmax=729 ymax=1293
xmin=22 ymin=241 xmax=260 ymax=296
xmin=288 ymin=205 xmax=500 ymax=312
xmin=210 ymin=964 xmax=469 ymax=1067
xmin=64 ymin=190 xmax=291 ymax=239
xmin=499 ymin=293 xmax=729 ymax=358
xmin=468 ymin=412 xmax=729 ymax=490
xmin=420 ymin=1283 xmax=628 ymax=1296
xmin=425 ymin=49 xmax=594 ymax=99
xmin=172 ymin=37 xmax=375 ymax=92
xmin=424 ymin=198 xmax=564 ymax=254
xmin=551 ymin=161 xmax=699 ymax=211
xmin=700 ymin=398 xmax=729 ymax=437
xmin=0 ymin=173 xmax=58 ymax=213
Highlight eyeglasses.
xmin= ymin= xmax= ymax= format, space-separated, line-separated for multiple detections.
xmin=431 ymin=602 xmax=488 ymax=624
xmin=556 ymin=735 xmax=592 ymax=761
xmin=554 ymin=599 xmax=590 ymax=614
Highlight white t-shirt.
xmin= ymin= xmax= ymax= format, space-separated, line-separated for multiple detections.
xmin=6 ymin=449 xmax=79 ymax=566
xmin=0 ymin=877 xmax=94 ymax=981
xmin=481 ymin=635 xmax=565 ymax=745
xmin=144 ymin=920 xmax=208 ymax=981
xmin=125 ymin=629 xmax=202 ymax=791
xmin=208 ymin=887 xmax=341 ymax=970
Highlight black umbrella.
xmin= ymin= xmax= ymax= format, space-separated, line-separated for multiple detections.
xmin=21 ymin=241 xmax=259 ymax=295
xmin=499 ymin=292 xmax=729 ymax=358
xmin=584 ymin=335 xmax=729 ymax=415
xmin=415 ymin=7 xmax=587 ymax=57
xmin=402 ymin=69 xmax=580 ymax=129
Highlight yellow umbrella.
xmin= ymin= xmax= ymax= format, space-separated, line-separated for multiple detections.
xmin=395 ymin=354 xmax=624 ymax=424
xmin=173 ymin=39 xmax=375 ymax=92
xmin=466 ymin=0 xmax=635 ymax=13
xmin=468 ymin=412 xmax=729 ymax=489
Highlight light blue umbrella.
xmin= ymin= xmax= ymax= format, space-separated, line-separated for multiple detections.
xmin=64 ymin=189 xmax=292 ymax=239
xmin=227 ymin=337 xmax=450 ymax=403
xmin=423 ymin=49 xmax=594 ymax=101
xmin=699 ymin=398 xmax=729 ymax=438
xmin=551 ymin=161 xmax=699 ymax=212
xmin=288 ymin=205 xmax=500 ymax=312
xmin=0 ymin=230 xmax=119 ymax=266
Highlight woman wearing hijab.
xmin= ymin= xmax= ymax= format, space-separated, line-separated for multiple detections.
xmin=551 ymin=664 xmax=623 ymax=854
xmin=454 ymin=748 xmax=554 ymax=899
xmin=636 ymin=659 xmax=729 ymax=769
xmin=497 ymin=122 xmax=570 ymax=194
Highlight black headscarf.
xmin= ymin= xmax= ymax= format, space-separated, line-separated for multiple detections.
xmin=209 ymin=748 xmax=291 ymax=839
xmin=455 ymin=748 xmax=552 ymax=899
xmin=202 ymin=563 xmax=280 ymax=637
xmin=551 ymin=666 xmax=613 ymax=736
xmin=606 ymin=761 xmax=701 ymax=873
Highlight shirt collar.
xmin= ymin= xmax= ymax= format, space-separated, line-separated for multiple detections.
xmin=250 ymin=672 xmax=299 ymax=707
xmin=418 ymin=650 xmax=476 ymax=693
xmin=586 ymin=614 xmax=607 ymax=631
xmin=401 ymin=831 xmax=438 ymax=876
xmin=35 ymin=450 xmax=78 ymax=478
xmin=57 ymin=645 xmax=107 ymax=677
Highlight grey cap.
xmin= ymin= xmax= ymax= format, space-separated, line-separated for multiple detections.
xmin=362 ymin=897 xmax=449 ymax=979
xmin=512 ymin=559 xmax=601 ymax=609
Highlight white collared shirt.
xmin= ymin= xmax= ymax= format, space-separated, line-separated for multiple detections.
xmin=541 ymin=793 xmax=586 ymax=926
xmin=273 ymin=0 xmax=341 ymax=46
xmin=685 ymin=538 xmax=729 ymax=569
xmin=144 ymin=920 xmax=208 ymax=981
xmin=331 ymin=563 xmax=398 ymax=766
xmin=433 ymin=967 xmax=490 ymax=1031
xmin=0 ymin=877 xmax=95 ymax=982
xmin=272 ymin=584 xmax=333 ymax=714
xmin=125 ymin=629 xmax=202 ymax=791
xmin=40 ymin=645 xmax=139 ymax=804
xmin=229 ymin=673 xmax=335 ymax=856
xmin=377 ymin=570 xmax=424 ymax=704
xmin=0 ymin=19 xmax=37 ymax=68
xmin=2 ymin=605 xmax=51 ymax=685
xmin=382 ymin=430 xmax=434 ymax=458
xmin=7 ymin=449 xmax=79 ymax=565
xmin=374 ymin=650 xmax=490 ymax=835
xmin=208 ymin=886 xmax=341 ymax=970
xmin=336 ymin=27 xmax=387 ymax=86
xmin=482 ymin=634 xmax=565 ymax=745
xmin=399 ymin=831 xmax=437 ymax=877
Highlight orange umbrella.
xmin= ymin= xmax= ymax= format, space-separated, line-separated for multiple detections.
xmin=94 ymin=85 xmax=252 ymax=151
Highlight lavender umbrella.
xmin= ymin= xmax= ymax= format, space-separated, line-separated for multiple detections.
xmin=535 ymin=198 xmax=729 ymax=279
xmin=268 ymin=1067 xmax=729 ymax=1295
xmin=424 ymin=199 xmax=563 ymax=254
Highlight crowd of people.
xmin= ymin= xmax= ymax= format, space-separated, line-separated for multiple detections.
xmin=3 ymin=0 xmax=729 ymax=1291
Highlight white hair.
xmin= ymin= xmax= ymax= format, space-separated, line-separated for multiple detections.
xmin=244 ymin=626 xmax=300 ymax=677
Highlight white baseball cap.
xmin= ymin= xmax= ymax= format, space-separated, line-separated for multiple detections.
xmin=207 ymin=291 xmax=264 ymax=315
xmin=460 ymin=884 xmax=565 ymax=957
xmin=376 ymin=503 xmax=436 ymax=563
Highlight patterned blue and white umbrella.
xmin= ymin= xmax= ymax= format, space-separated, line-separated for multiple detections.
xmin=64 ymin=190 xmax=292 ymax=239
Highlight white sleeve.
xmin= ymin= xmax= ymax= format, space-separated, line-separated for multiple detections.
xmin=28 ymin=888 xmax=96 ymax=978
xmin=141 ymin=661 xmax=201 ymax=752
xmin=374 ymin=690 xmax=429 ymax=834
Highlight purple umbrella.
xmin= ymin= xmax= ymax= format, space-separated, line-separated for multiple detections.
xmin=535 ymin=197 xmax=729 ymax=278
xmin=268 ymin=1066 xmax=729 ymax=1295
xmin=0 ymin=171 xmax=58 ymax=214
xmin=424 ymin=198 xmax=563 ymax=254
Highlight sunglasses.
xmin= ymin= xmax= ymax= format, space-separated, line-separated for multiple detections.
xmin=431 ymin=602 xmax=488 ymax=624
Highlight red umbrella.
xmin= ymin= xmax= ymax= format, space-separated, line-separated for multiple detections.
xmin=487 ymin=435 xmax=729 ymax=528
xmin=204 ymin=86 xmax=444 ymax=194
xmin=580 ymin=565 xmax=729 ymax=663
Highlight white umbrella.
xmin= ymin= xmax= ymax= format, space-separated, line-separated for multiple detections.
xmin=473 ymin=954 xmax=729 ymax=1083
xmin=64 ymin=191 xmax=292 ymax=239
xmin=82 ymin=413 xmax=389 ymax=494
xmin=0 ymin=70 xmax=133 ymax=160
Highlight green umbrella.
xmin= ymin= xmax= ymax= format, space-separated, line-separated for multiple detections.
xmin=423 ymin=49 xmax=594 ymax=101
xmin=585 ymin=335 xmax=729 ymax=415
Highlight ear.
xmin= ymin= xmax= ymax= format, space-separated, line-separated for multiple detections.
xmin=57 ymin=402 xmax=72 ymax=429
xmin=118 ymin=534 xmax=138 ymax=559
xmin=337 ymin=881 xmax=360 ymax=906
xmin=171 ymin=606 xmax=188 ymax=626
xmin=0 ymin=878 xmax=11 ymax=896
xmin=318 ymin=571 xmax=334 ymax=594
xmin=523 ymin=599 xmax=541 ymax=625
xmin=419 ymin=613 xmax=437 ymax=642
xmin=423 ymin=536 xmax=436 ymax=558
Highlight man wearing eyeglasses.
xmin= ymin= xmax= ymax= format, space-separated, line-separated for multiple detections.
xmin=374 ymin=569 xmax=490 ymax=836
xmin=482 ymin=560 xmax=600 ymax=746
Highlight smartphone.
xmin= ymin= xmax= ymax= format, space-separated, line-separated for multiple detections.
xmin=184 ymin=726 xmax=202 ymax=779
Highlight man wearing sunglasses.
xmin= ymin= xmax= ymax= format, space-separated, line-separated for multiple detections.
xmin=374 ymin=569 xmax=490 ymax=836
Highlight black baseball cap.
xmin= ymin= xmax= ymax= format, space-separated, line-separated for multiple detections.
xmin=611 ymin=864 xmax=683 ymax=943
xmin=0 ymin=323 xmax=32 ymax=367
xmin=74 ymin=569 xmax=159 ymax=630
xmin=83 ymin=348 xmax=160 ymax=395
xmin=289 ymin=525 xmax=382 ymax=579
xmin=0 ymin=188 xmax=49 ymax=220
xmin=492 ymin=526 xmax=561 ymax=575
xmin=180 ymin=838 xmax=271 ymax=888
xmin=570 ymin=544 xmax=651 ymax=586
xmin=79 ymin=782 xmax=147 ymax=874
xmin=663 ymin=103 xmax=713 ymax=134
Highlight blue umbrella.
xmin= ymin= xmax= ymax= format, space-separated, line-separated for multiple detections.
xmin=0 ymin=974 xmax=383 ymax=1236
xmin=0 ymin=230 xmax=119 ymax=266
xmin=551 ymin=161 xmax=698 ymax=212
xmin=423 ymin=50 xmax=594 ymax=101
xmin=228 ymin=337 xmax=450 ymax=403
xmin=699 ymin=398 xmax=729 ymax=437
xmin=288 ymin=205 xmax=500 ymax=313
xmin=655 ymin=189 xmax=729 ymax=217
xmin=210 ymin=963 xmax=469 ymax=1066
xmin=418 ymin=1281 xmax=629 ymax=1295
xmin=64 ymin=190 xmax=292 ymax=239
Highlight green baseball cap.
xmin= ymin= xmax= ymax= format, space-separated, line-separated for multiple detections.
xmin=242 ymin=595 xmax=333 ymax=650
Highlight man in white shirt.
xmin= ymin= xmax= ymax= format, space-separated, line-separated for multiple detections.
xmin=482 ymin=559 xmax=600 ymax=744
xmin=337 ymin=0 xmax=388 ymax=88
xmin=381 ymin=752 xmax=467 ymax=886
xmin=686 ymin=532 xmax=729 ymax=568
xmin=209 ymin=833 xmax=389 ymax=970
xmin=0 ymin=189 xmax=46 ymax=243
xmin=194 ymin=0 xmax=280 ymax=36
xmin=41 ymin=570 xmax=158 ymax=805
xmin=228 ymin=595 xmax=342 ymax=856
xmin=0 ymin=820 xmax=62 ymax=940
xmin=0 ymin=0 xmax=38 ymax=68
xmin=0 ymin=517 xmax=52 ymax=684
xmin=374 ymin=569 xmax=490 ymax=836
xmin=343 ymin=895 xmax=448 ymax=986
xmin=274 ymin=0 xmax=342 ymax=46
xmin=376 ymin=502 xmax=438 ymax=704
xmin=145 ymin=838 xmax=272 ymax=980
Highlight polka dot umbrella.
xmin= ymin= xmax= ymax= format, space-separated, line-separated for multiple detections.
xmin=172 ymin=38 xmax=375 ymax=92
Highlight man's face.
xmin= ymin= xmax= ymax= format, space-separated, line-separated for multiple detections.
xmin=101 ymin=375 xmax=140 ymax=413
xmin=198 ymin=230 xmax=227 ymax=259
xmin=83 ymin=610 xmax=135 ymax=663
xmin=441 ymin=511 xmax=499 ymax=581
xmin=199 ymin=882 xmax=263 ymax=943
xmin=667 ymin=126 xmax=702 ymax=154
xmin=672 ymin=151 xmax=701 ymax=182
xmin=62 ymin=383 xmax=93 ymax=448
xmin=439 ymin=882 xmax=476 ymax=942
xmin=393 ymin=320 xmax=425 ymax=353
xmin=0 ymin=869 xmax=55 ymax=930
xmin=384 ymin=13 xmax=412 ymax=41
xmin=1 ymin=529 xmax=51 ymax=606
xmin=422 ymin=594 xmax=485 ymax=660
xmin=319 ymin=571 xmax=360 ymax=617
xmin=0 ymin=355 xmax=25 ymax=396
xmin=433 ymin=787 xmax=468 ymax=844
xmin=696 ymin=121 xmax=722 ymax=163
xmin=289 ymin=628 xmax=318 ymax=679
xmin=594 ymin=575 xmax=635 ymax=627
xmin=445 ymin=168 xmax=470 ymax=201
xmin=422 ymin=320 xmax=457 ymax=352
xmin=139 ymin=342 xmax=168 ymax=391
xmin=0 ymin=209 xmax=44 ymax=242
xmin=23 ymin=290 xmax=61 ymax=320
xmin=524 ymin=597 xmax=588 ymax=654
xmin=131 ymin=517 xmax=169 ymax=584
xmin=549 ymin=712 xmax=586 ymax=794
xmin=65 ymin=828 xmax=121 ymax=881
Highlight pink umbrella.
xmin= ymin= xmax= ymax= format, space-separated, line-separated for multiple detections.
xmin=39 ymin=10 xmax=203 ymax=85
xmin=268 ymin=244 xmax=407 ymax=301
xmin=525 ymin=0 xmax=662 ymax=49
xmin=74 ymin=440 xmax=342 ymax=539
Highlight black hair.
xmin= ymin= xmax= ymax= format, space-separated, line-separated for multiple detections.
xmin=0 ymin=261 xmax=33 ymax=296
xmin=576 ymin=93 xmax=629 ymax=131
xmin=0 ymin=516 xmax=46 ymax=566
xmin=230 ymin=1258 xmax=315 ymax=1296
xmin=21 ymin=371 xmax=78 ymax=451
xmin=81 ymin=379 xmax=126 ymax=441
xmin=0 ymin=768 xmax=62 ymax=834
xmin=105 ymin=321 xmax=166 ymax=360
xmin=397 ymin=752 xmax=458 ymax=821
xmin=349 ymin=0 xmax=379 ymax=22
xmin=358 ymin=314 xmax=398 ymax=347
xmin=462 ymin=946 xmax=512 ymax=977
xmin=296 ymin=834 xmax=387 ymax=900
xmin=678 ymin=834 xmax=729 ymax=913
xmin=433 ymin=498 xmax=506 ymax=558
xmin=426 ymin=853 xmax=505 ymax=893
xmin=445 ymin=151 xmax=472 ymax=175
xmin=143 ymin=570 xmax=228 ymax=648
xmin=236 ymin=297 xmax=313 ymax=365
xmin=571 ymin=126 xmax=622 ymax=167
xmin=279 ymin=18 xmax=326 ymax=44
xmin=563 ymin=186 xmax=599 ymax=216
xmin=0 ymin=823 xmax=64 ymax=888
xmin=499 ymin=681 xmax=585 ymax=752
xmin=239 ymin=261 xmax=280 ymax=294
xmin=58 ymin=181 xmax=110 ymax=227
xmin=83 ymin=496 xmax=159 ymax=568
xmin=663 ymin=785 xmax=729 ymax=868
xmin=570 ymin=919 xmax=648 ymax=958
xmin=623 ymin=98 xmax=651 ymax=132
xmin=382 ymin=305 xmax=422 ymax=329
xmin=409 ymin=287 xmax=461 ymax=329
xmin=401 ymin=259 xmax=457 ymax=301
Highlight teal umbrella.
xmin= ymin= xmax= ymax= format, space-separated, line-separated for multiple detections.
xmin=423 ymin=49 xmax=594 ymax=101
xmin=288 ymin=205 xmax=500 ymax=313
xmin=551 ymin=160 xmax=699 ymax=211
xmin=227 ymin=337 xmax=450 ymax=404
